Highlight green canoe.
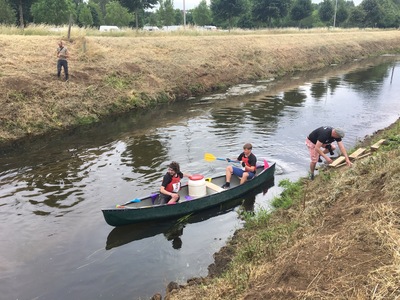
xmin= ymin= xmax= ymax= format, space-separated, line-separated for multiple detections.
xmin=102 ymin=162 xmax=275 ymax=227
xmin=105 ymin=178 xmax=275 ymax=249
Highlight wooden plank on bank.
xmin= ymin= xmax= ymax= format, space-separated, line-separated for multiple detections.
xmin=336 ymin=152 xmax=372 ymax=168
xmin=357 ymin=152 xmax=372 ymax=160
xmin=349 ymin=148 xmax=366 ymax=160
xmin=371 ymin=139 xmax=386 ymax=151
xmin=329 ymin=156 xmax=346 ymax=167
xmin=205 ymin=181 xmax=224 ymax=193
xmin=332 ymin=152 xmax=372 ymax=168
xmin=335 ymin=162 xmax=347 ymax=168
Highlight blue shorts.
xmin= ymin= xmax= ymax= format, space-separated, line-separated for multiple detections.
xmin=232 ymin=166 xmax=255 ymax=179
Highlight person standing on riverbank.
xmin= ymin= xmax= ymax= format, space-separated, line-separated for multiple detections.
xmin=305 ymin=126 xmax=352 ymax=180
xmin=221 ymin=143 xmax=257 ymax=189
xmin=56 ymin=41 xmax=69 ymax=81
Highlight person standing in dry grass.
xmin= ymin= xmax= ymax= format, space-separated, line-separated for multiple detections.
xmin=56 ymin=41 xmax=69 ymax=81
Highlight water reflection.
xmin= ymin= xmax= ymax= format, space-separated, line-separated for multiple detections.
xmin=309 ymin=77 xmax=343 ymax=101
xmin=310 ymin=81 xmax=327 ymax=100
xmin=121 ymin=134 xmax=168 ymax=183
xmin=106 ymin=179 xmax=274 ymax=251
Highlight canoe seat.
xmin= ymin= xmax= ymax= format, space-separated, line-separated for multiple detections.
xmin=205 ymin=181 xmax=224 ymax=193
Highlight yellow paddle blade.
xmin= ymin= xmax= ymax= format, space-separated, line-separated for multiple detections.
xmin=204 ymin=153 xmax=216 ymax=162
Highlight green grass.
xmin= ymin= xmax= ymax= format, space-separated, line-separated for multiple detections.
xmin=75 ymin=114 xmax=99 ymax=125
xmin=271 ymin=179 xmax=303 ymax=209
xmin=104 ymin=73 xmax=131 ymax=89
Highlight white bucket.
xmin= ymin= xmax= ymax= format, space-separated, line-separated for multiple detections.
xmin=188 ymin=174 xmax=206 ymax=197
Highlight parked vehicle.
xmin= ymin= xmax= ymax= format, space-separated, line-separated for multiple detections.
xmin=143 ymin=26 xmax=160 ymax=31
xmin=203 ymin=25 xmax=217 ymax=30
xmin=99 ymin=25 xmax=120 ymax=32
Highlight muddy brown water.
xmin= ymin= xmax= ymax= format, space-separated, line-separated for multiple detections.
xmin=1 ymin=55 xmax=400 ymax=299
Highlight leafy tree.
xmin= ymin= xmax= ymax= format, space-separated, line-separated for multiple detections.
xmin=88 ymin=1 xmax=105 ymax=27
xmin=210 ymin=0 xmax=248 ymax=29
xmin=11 ymin=0 xmax=36 ymax=27
xmin=72 ymin=0 xmax=85 ymax=6
xmin=237 ymin=11 xmax=255 ymax=28
xmin=185 ymin=10 xmax=194 ymax=25
xmin=318 ymin=0 xmax=334 ymax=24
xmin=118 ymin=0 xmax=158 ymax=12
xmin=118 ymin=0 xmax=158 ymax=29
xmin=252 ymin=0 xmax=292 ymax=26
xmin=158 ymin=0 xmax=175 ymax=26
xmin=298 ymin=8 xmax=319 ymax=28
xmin=0 ymin=0 xmax=16 ymax=25
xmin=31 ymin=0 xmax=75 ymax=25
xmin=347 ymin=6 xmax=366 ymax=27
xmin=193 ymin=0 xmax=212 ymax=26
xmin=78 ymin=3 xmax=94 ymax=27
xmin=335 ymin=2 xmax=349 ymax=25
xmin=174 ymin=8 xmax=183 ymax=25
xmin=308 ymin=7 xmax=325 ymax=27
xmin=143 ymin=10 xmax=158 ymax=26
xmin=361 ymin=0 xmax=383 ymax=27
xmin=105 ymin=0 xmax=133 ymax=26
xmin=157 ymin=2 xmax=165 ymax=26
xmin=378 ymin=0 xmax=400 ymax=27
xmin=290 ymin=0 xmax=313 ymax=25
xmin=90 ymin=0 xmax=110 ymax=17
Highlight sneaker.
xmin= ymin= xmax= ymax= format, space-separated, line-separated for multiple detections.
xmin=308 ymin=173 xmax=314 ymax=180
xmin=221 ymin=183 xmax=230 ymax=189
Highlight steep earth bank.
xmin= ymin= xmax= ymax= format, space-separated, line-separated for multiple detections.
xmin=1 ymin=29 xmax=400 ymax=148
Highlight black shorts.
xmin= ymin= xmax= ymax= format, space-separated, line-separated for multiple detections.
xmin=154 ymin=194 xmax=171 ymax=205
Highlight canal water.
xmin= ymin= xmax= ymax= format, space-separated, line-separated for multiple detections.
xmin=1 ymin=55 xmax=399 ymax=299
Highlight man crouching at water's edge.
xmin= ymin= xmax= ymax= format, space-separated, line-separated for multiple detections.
xmin=305 ymin=126 xmax=352 ymax=180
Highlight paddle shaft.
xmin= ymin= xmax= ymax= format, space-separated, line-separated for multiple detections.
xmin=121 ymin=192 xmax=159 ymax=206
xmin=204 ymin=152 xmax=230 ymax=162
xmin=205 ymin=153 xmax=269 ymax=170
xmin=122 ymin=198 xmax=141 ymax=205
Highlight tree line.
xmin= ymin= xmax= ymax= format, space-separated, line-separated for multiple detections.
xmin=1 ymin=0 xmax=400 ymax=30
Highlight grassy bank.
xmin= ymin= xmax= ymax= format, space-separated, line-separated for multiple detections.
xmin=167 ymin=119 xmax=400 ymax=299
xmin=1 ymin=28 xmax=400 ymax=147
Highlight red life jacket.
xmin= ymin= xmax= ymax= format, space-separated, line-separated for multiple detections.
xmin=242 ymin=156 xmax=250 ymax=166
xmin=166 ymin=175 xmax=181 ymax=193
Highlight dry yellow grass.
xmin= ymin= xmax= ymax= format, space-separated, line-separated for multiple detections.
xmin=1 ymin=28 xmax=400 ymax=146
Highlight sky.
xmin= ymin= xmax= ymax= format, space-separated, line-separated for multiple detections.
xmin=173 ymin=0 xmax=363 ymax=11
